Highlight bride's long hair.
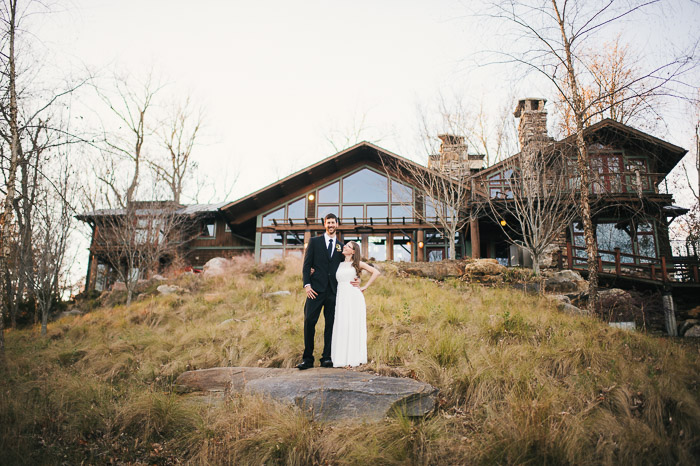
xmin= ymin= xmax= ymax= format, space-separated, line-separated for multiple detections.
xmin=347 ymin=241 xmax=362 ymax=277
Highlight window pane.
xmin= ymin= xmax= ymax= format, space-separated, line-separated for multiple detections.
xmin=318 ymin=182 xmax=339 ymax=203
xmin=637 ymin=221 xmax=653 ymax=232
xmin=368 ymin=236 xmax=386 ymax=261
xmin=200 ymin=221 xmax=216 ymax=237
xmin=367 ymin=205 xmax=388 ymax=219
xmin=285 ymin=231 xmax=304 ymax=246
xmin=637 ymin=234 xmax=656 ymax=259
xmin=393 ymin=235 xmax=412 ymax=262
xmin=317 ymin=205 xmax=339 ymax=221
xmin=596 ymin=223 xmax=633 ymax=263
xmin=262 ymin=232 xmax=284 ymax=246
xmin=425 ymin=231 xmax=444 ymax=244
xmin=342 ymin=169 xmax=388 ymax=203
xmin=342 ymin=205 xmax=364 ymax=220
xmin=391 ymin=204 xmax=412 ymax=220
xmin=428 ymin=249 xmax=444 ymax=262
xmin=391 ymin=180 xmax=413 ymax=203
xmin=287 ymin=198 xmax=305 ymax=220
xmin=261 ymin=249 xmax=283 ymax=263
xmin=263 ymin=207 xmax=285 ymax=226
xmin=286 ymin=249 xmax=304 ymax=260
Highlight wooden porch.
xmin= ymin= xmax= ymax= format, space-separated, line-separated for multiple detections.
xmin=556 ymin=242 xmax=700 ymax=287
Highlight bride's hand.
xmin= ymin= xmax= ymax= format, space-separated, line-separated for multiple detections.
xmin=351 ymin=277 xmax=361 ymax=288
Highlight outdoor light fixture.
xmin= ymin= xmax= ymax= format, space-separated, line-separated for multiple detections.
xmin=308 ymin=193 xmax=315 ymax=201
xmin=500 ymin=219 xmax=507 ymax=226
xmin=407 ymin=241 xmax=411 ymax=247
xmin=418 ymin=241 xmax=424 ymax=248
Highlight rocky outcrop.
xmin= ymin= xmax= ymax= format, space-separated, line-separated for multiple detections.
xmin=157 ymin=284 xmax=186 ymax=295
xmin=395 ymin=260 xmax=465 ymax=279
xmin=463 ymin=259 xmax=506 ymax=283
xmin=543 ymin=270 xmax=587 ymax=294
xmin=175 ymin=367 xmax=438 ymax=422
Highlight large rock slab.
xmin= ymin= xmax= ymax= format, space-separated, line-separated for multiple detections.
xmin=395 ymin=260 xmax=466 ymax=279
xmin=175 ymin=367 xmax=438 ymax=422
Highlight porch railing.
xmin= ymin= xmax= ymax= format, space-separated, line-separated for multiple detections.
xmin=556 ymin=242 xmax=700 ymax=284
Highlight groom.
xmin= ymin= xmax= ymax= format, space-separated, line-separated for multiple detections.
xmin=298 ymin=213 xmax=356 ymax=370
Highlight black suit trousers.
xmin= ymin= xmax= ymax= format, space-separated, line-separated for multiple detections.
xmin=302 ymin=288 xmax=336 ymax=364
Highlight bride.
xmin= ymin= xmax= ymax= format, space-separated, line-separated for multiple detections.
xmin=331 ymin=241 xmax=380 ymax=367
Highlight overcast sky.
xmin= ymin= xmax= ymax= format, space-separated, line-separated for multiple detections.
xmin=32 ymin=0 xmax=698 ymax=204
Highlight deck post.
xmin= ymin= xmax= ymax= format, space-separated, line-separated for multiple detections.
xmin=661 ymin=257 xmax=668 ymax=282
xmin=662 ymin=292 xmax=678 ymax=336
xmin=470 ymin=218 xmax=480 ymax=259
xmin=693 ymin=265 xmax=699 ymax=283
xmin=566 ymin=242 xmax=573 ymax=269
xmin=614 ymin=248 xmax=621 ymax=276
xmin=650 ymin=264 xmax=656 ymax=281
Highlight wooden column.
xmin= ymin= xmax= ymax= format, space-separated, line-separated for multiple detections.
xmin=387 ymin=235 xmax=394 ymax=261
xmin=417 ymin=229 xmax=425 ymax=262
xmin=470 ymin=218 xmax=480 ymax=259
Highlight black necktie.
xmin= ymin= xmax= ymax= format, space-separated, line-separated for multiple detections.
xmin=328 ymin=239 xmax=333 ymax=258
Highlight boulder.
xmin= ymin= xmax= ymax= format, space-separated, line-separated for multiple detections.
xmin=151 ymin=274 xmax=167 ymax=281
xmin=175 ymin=367 xmax=438 ymax=422
xmin=111 ymin=281 xmax=127 ymax=292
xmin=395 ymin=260 xmax=465 ymax=279
xmin=679 ymin=319 xmax=700 ymax=336
xmin=543 ymin=270 xmax=587 ymax=293
xmin=683 ymin=324 xmax=700 ymax=338
xmin=157 ymin=284 xmax=184 ymax=295
xmin=203 ymin=257 xmax=233 ymax=278
xmin=463 ymin=259 xmax=506 ymax=283
xmin=262 ymin=290 xmax=292 ymax=298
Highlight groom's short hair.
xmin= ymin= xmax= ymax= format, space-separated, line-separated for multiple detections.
xmin=324 ymin=213 xmax=338 ymax=223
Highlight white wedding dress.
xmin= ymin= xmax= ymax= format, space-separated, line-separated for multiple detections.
xmin=331 ymin=262 xmax=367 ymax=367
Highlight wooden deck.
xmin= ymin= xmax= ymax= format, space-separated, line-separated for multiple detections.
xmin=556 ymin=242 xmax=700 ymax=288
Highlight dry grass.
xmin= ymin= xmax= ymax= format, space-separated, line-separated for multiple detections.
xmin=1 ymin=255 xmax=699 ymax=464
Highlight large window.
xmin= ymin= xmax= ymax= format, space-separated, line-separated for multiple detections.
xmin=571 ymin=219 xmax=658 ymax=264
xmin=312 ymin=167 xmax=417 ymax=223
xmin=262 ymin=197 xmax=307 ymax=226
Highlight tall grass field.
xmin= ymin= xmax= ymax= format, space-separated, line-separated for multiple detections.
xmin=1 ymin=256 xmax=699 ymax=464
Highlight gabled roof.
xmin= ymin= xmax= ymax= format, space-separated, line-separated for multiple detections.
xmin=477 ymin=118 xmax=687 ymax=179
xmin=220 ymin=141 xmax=437 ymax=224
xmin=77 ymin=202 xmax=227 ymax=222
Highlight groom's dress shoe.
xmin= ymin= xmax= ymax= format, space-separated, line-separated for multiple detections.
xmin=321 ymin=360 xmax=334 ymax=368
xmin=297 ymin=361 xmax=313 ymax=370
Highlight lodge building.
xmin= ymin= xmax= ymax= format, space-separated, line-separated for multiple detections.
xmin=79 ymin=98 xmax=698 ymax=299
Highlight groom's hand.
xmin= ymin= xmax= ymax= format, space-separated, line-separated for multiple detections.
xmin=304 ymin=285 xmax=318 ymax=299
xmin=351 ymin=277 xmax=361 ymax=288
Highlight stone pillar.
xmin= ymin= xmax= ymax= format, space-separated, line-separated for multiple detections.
xmin=662 ymin=292 xmax=678 ymax=336
xmin=470 ymin=218 xmax=480 ymax=259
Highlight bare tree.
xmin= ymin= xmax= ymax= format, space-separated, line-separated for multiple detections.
xmin=382 ymin=153 xmax=473 ymax=260
xmin=552 ymin=36 xmax=665 ymax=136
xmin=30 ymin=156 xmax=73 ymax=336
xmin=484 ymin=135 xmax=578 ymax=274
xmin=481 ymin=0 xmax=698 ymax=310
xmin=150 ymin=95 xmax=203 ymax=204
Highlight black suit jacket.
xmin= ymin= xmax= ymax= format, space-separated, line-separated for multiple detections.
xmin=302 ymin=235 xmax=343 ymax=295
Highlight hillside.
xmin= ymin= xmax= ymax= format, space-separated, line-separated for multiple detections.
xmin=1 ymin=257 xmax=699 ymax=465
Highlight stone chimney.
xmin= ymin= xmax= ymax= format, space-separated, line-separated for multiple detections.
xmin=428 ymin=134 xmax=484 ymax=178
xmin=514 ymin=98 xmax=550 ymax=150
